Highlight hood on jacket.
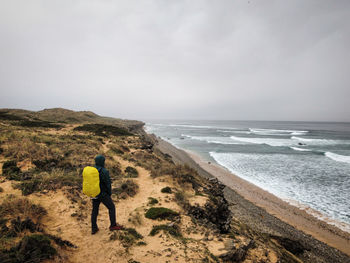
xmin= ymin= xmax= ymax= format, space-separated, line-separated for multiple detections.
xmin=95 ymin=155 xmax=105 ymax=167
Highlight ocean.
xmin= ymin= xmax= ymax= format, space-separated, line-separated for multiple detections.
xmin=144 ymin=120 xmax=350 ymax=232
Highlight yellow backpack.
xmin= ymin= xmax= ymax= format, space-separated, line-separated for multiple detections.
xmin=82 ymin=166 xmax=101 ymax=197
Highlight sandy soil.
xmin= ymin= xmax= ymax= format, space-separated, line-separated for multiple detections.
xmin=155 ymin=138 xmax=350 ymax=260
xmin=0 ymin=152 xmax=231 ymax=263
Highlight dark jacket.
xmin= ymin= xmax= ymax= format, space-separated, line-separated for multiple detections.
xmin=94 ymin=155 xmax=112 ymax=198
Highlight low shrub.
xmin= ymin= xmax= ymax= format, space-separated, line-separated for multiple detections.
xmin=174 ymin=191 xmax=188 ymax=208
xmin=128 ymin=210 xmax=143 ymax=226
xmin=161 ymin=187 xmax=172 ymax=194
xmin=124 ymin=228 xmax=143 ymax=240
xmin=111 ymin=228 xmax=143 ymax=249
xmin=112 ymin=180 xmax=139 ymax=198
xmin=145 ymin=207 xmax=179 ymax=220
xmin=124 ymin=166 xmax=138 ymax=178
xmin=73 ymin=124 xmax=133 ymax=137
xmin=0 ymin=196 xmax=47 ymax=222
xmin=33 ymin=158 xmax=76 ymax=172
xmin=0 ymin=112 xmax=26 ymax=121
xmin=14 ymin=170 xmax=82 ymax=195
xmin=14 ymin=179 xmax=41 ymax=196
xmin=2 ymin=160 xmax=21 ymax=181
xmin=17 ymin=120 xmax=62 ymax=128
xmin=10 ymin=217 xmax=40 ymax=234
xmin=149 ymin=224 xmax=181 ymax=237
xmin=0 ymin=234 xmax=57 ymax=263
xmin=148 ymin=197 xmax=158 ymax=205
xmin=110 ymin=147 xmax=124 ymax=155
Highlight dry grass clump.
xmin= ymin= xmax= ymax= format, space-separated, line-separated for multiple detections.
xmin=123 ymin=150 xmax=162 ymax=170
xmin=5 ymin=137 xmax=51 ymax=162
xmin=128 ymin=209 xmax=143 ymax=226
xmin=104 ymin=159 xmax=122 ymax=179
xmin=109 ymin=143 xmax=130 ymax=155
xmin=0 ymin=195 xmax=47 ymax=223
xmin=110 ymin=228 xmax=143 ymax=250
xmin=14 ymin=169 xmax=82 ymax=195
xmin=112 ymin=180 xmax=139 ymax=199
xmin=150 ymin=161 xmax=175 ymax=178
xmin=124 ymin=166 xmax=138 ymax=178
xmin=62 ymin=142 xmax=101 ymax=168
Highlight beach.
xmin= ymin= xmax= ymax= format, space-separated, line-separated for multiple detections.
xmin=154 ymin=137 xmax=350 ymax=261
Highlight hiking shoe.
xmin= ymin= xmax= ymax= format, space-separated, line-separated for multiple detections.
xmin=91 ymin=228 xmax=99 ymax=235
xmin=109 ymin=224 xmax=124 ymax=231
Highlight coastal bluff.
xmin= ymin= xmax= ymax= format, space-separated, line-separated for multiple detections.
xmin=0 ymin=108 xmax=349 ymax=263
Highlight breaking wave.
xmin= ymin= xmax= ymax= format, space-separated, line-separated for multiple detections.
xmin=325 ymin=152 xmax=350 ymax=164
xmin=181 ymin=134 xmax=241 ymax=145
xmin=170 ymin=124 xmax=238 ymax=130
xmin=290 ymin=147 xmax=312 ymax=152
xmin=291 ymin=136 xmax=340 ymax=145
xmin=249 ymin=128 xmax=308 ymax=136
xmin=220 ymin=130 xmax=251 ymax=134
xmin=230 ymin=136 xmax=292 ymax=147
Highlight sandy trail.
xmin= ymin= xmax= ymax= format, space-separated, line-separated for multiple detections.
xmin=22 ymin=153 xmax=198 ymax=263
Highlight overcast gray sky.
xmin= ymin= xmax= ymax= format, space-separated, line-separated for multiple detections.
xmin=0 ymin=0 xmax=349 ymax=121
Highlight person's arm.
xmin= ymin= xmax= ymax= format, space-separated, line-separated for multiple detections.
xmin=104 ymin=169 xmax=112 ymax=196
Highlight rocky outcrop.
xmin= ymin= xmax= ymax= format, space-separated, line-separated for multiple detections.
xmin=219 ymin=239 xmax=255 ymax=262
xmin=188 ymin=178 xmax=232 ymax=233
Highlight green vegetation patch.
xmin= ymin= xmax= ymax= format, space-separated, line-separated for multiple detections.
xmin=110 ymin=228 xmax=143 ymax=249
xmin=145 ymin=207 xmax=179 ymax=220
xmin=124 ymin=166 xmax=138 ymax=178
xmin=0 ymin=111 xmax=26 ymax=121
xmin=74 ymin=123 xmax=133 ymax=137
xmin=2 ymin=160 xmax=21 ymax=181
xmin=124 ymin=228 xmax=143 ymax=240
xmin=161 ymin=186 xmax=172 ymax=193
xmin=16 ymin=120 xmax=62 ymax=129
xmin=32 ymin=158 xmax=76 ymax=172
xmin=148 ymin=197 xmax=158 ymax=205
xmin=136 ymin=241 xmax=147 ymax=246
xmin=149 ymin=224 xmax=181 ymax=237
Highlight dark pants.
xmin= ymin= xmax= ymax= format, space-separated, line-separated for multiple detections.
xmin=91 ymin=195 xmax=116 ymax=230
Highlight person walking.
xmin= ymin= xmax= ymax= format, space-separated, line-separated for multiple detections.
xmin=91 ymin=154 xmax=123 ymax=234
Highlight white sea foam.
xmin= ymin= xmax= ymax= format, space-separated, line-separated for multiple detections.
xmin=325 ymin=152 xmax=350 ymax=164
xmin=170 ymin=124 xmax=238 ymax=130
xmin=209 ymin=151 xmax=350 ymax=232
xmin=220 ymin=130 xmax=251 ymax=134
xmin=290 ymin=147 xmax=312 ymax=152
xmin=230 ymin=136 xmax=292 ymax=147
xmin=182 ymin=134 xmax=241 ymax=145
xmin=249 ymin=128 xmax=308 ymax=136
xmin=291 ymin=136 xmax=339 ymax=145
